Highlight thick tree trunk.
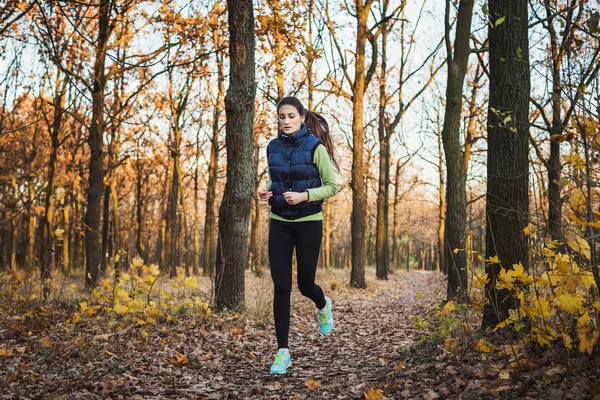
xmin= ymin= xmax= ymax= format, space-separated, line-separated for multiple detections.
xmin=441 ymin=0 xmax=474 ymax=302
xmin=482 ymin=0 xmax=530 ymax=329
xmin=350 ymin=1 xmax=371 ymax=289
xmin=85 ymin=0 xmax=111 ymax=288
xmin=215 ymin=0 xmax=256 ymax=310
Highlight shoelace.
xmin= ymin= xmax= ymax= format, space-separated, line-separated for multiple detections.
xmin=274 ymin=353 xmax=287 ymax=365
xmin=319 ymin=309 xmax=329 ymax=324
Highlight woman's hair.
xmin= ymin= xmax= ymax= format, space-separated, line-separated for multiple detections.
xmin=276 ymin=96 xmax=340 ymax=171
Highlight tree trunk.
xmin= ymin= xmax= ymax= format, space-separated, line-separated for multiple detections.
xmin=441 ymin=0 xmax=474 ymax=302
xmin=215 ymin=0 xmax=256 ymax=310
xmin=482 ymin=0 xmax=530 ymax=329
xmin=350 ymin=0 xmax=372 ymax=289
xmin=437 ymin=119 xmax=446 ymax=274
xmin=85 ymin=0 xmax=111 ymax=288
xmin=376 ymin=3 xmax=390 ymax=280
xmin=392 ymin=159 xmax=401 ymax=271
xmin=203 ymin=32 xmax=224 ymax=277
xmin=135 ymin=139 xmax=146 ymax=262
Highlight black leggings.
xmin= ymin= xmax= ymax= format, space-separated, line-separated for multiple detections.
xmin=269 ymin=219 xmax=326 ymax=349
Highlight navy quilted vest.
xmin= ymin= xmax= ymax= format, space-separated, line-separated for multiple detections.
xmin=267 ymin=125 xmax=323 ymax=219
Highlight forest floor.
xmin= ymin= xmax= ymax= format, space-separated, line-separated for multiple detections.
xmin=1 ymin=266 xmax=600 ymax=399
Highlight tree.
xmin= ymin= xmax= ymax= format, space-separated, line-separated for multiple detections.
xmin=441 ymin=0 xmax=474 ymax=302
xmin=482 ymin=0 xmax=530 ymax=328
xmin=214 ymin=0 xmax=256 ymax=310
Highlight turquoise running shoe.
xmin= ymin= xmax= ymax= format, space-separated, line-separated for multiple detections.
xmin=269 ymin=350 xmax=291 ymax=374
xmin=318 ymin=296 xmax=333 ymax=335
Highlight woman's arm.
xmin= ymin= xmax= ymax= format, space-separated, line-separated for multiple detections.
xmin=306 ymin=144 xmax=339 ymax=201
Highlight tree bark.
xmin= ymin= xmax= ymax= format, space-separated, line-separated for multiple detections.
xmin=85 ymin=0 xmax=112 ymax=288
xmin=215 ymin=0 xmax=256 ymax=310
xmin=350 ymin=0 xmax=373 ymax=289
xmin=441 ymin=0 xmax=474 ymax=302
xmin=482 ymin=0 xmax=530 ymax=329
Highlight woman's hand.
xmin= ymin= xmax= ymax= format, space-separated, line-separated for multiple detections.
xmin=283 ymin=191 xmax=309 ymax=205
xmin=258 ymin=189 xmax=272 ymax=201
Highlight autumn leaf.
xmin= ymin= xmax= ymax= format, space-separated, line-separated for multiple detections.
xmin=444 ymin=337 xmax=460 ymax=353
xmin=474 ymin=338 xmax=494 ymax=353
xmin=305 ymin=378 xmax=321 ymax=390
xmin=113 ymin=303 xmax=129 ymax=314
xmin=40 ymin=337 xmax=51 ymax=347
xmin=184 ymin=276 xmax=198 ymax=289
xmin=486 ymin=255 xmax=500 ymax=264
xmin=0 ymin=348 xmax=14 ymax=357
xmin=363 ymin=388 xmax=383 ymax=400
xmin=170 ymin=353 xmax=188 ymax=365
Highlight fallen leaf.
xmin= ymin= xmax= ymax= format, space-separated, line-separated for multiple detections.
xmin=40 ymin=337 xmax=51 ymax=347
xmin=423 ymin=389 xmax=440 ymax=400
xmin=364 ymin=387 xmax=383 ymax=400
xmin=305 ymin=378 xmax=321 ymax=390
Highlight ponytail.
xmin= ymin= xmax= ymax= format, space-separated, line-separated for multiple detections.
xmin=304 ymin=110 xmax=340 ymax=172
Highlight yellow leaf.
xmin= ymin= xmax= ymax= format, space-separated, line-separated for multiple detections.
xmin=496 ymin=268 xmax=516 ymax=291
xmin=555 ymin=293 xmax=584 ymax=313
xmin=474 ymin=339 xmax=494 ymax=353
xmin=184 ymin=276 xmax=198 ymax=289
xmin=567 ymin=235 xmax=591 ymax=260
xmin=554 ymin=253 xmax=572 ymax=273
xmin=512 ymin=263 xmax=525 ymax=278
xmin=562 ymin=332 xmax=573 ymax=350
xmin=486 ymin=255 xmax=501 ymax=264
xmin=453 ymin=248 xmax=460 ymax=254
xmin=114 ymin=303 xmax=129 ymax=314
xmin=79 ymin=302 xmax=88 ymax=312
xmin=363 ymin=388 xmax=384 ymax=400
xmin=593 ymin=301 xmax=600 ymax=310
xmin=569 ymin=189 xmax=587 ymax=213
xmin=305 ymin=378 xmax=321 ymax=390
xmin=122 ymin=273 xmax=131 ymax=281
xmin=440 ymin=301 xmax=456 ymax=318
xmin=40 ymin=337 xmax=51 ymax=347
xmin=580 ymin=271 xmax=596 ymax=289
xmin=148 ymin=264 xmax=160 ymax=277
xmin=577 ymin=310 xmax=591 ymax=328
xmin=132 ymin=256 xmax=144 ymax=269
xmin=578 ymin=326 xmax=599 ymax=355
xmin=523 ymin=223 xmax=535 ymax=238
xmin=472 ymin=272 xmax=489 ymax=288
xmin=142 ymin=330 xmax=149 ymax=340
xmin=72 ymin=312 xmax=82 ymax=324
xmin=562 ymin=153 xmax=586 ymax=169
xmin=0 ymin=348 xmax=13 ymax=357
xmin=583 ymin=117 xmax=599 ymax=135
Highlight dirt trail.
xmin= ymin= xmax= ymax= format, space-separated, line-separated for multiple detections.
xmin=0 ymin=269 xmax=442 ymax=400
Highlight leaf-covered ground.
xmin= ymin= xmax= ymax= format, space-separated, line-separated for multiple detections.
xmin=2 ymin=267 xmax=600 ymax=399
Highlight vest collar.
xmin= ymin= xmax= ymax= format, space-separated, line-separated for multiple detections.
xmin=279 ymin=124 xmax=309 ymax=145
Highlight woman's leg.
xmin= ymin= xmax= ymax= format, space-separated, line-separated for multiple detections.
xmin=268 ymin=219 xmax=295 ymax=349
xmin=295 ymin=220 xmax=326 ymax=309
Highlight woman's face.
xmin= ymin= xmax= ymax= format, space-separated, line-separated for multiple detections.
xmin=278 ymin=105 xmax=304 ymax=135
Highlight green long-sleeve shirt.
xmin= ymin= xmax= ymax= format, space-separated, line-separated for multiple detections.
xmin=266 ymin=144 xmax=339 ymax=222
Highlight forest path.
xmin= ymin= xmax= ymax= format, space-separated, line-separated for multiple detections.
xmin=204 ymin=269 xmax=441 ymax=400
xmin=0 ymin=268 xmax=443 ymax=400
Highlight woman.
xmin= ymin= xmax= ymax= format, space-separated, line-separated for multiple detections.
xmin=258 ymin=96 xmax=340 ymax=374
